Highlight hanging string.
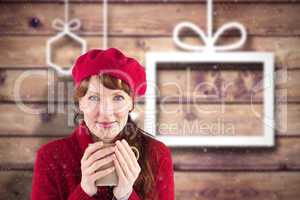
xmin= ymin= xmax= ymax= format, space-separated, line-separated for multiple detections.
xmin=65 ymin=0 xmax=69 ymax=24
xmin=207 ymin=0 xmax=213 ymax=39
xmin=102 ymin=0 xmax=108 ymax=49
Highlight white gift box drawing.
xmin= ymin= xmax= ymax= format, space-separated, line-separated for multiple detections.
xmin=46 ymin=0 xmax=109 ymax=76
xmin=144 ymin=0 xmax=275 ymax=147
xmin=46 ymin=0 xmax=87 ymax=76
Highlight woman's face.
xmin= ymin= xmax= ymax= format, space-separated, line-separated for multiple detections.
xmin=79 ymin=75 xmax=133 ymax=143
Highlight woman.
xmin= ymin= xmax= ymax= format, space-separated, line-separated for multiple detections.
xmin=31 ymin=48 xmax=174 ymax=200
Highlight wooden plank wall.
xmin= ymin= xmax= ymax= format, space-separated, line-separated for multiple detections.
xmin=0 ymin=0 xmax=300 ymax=199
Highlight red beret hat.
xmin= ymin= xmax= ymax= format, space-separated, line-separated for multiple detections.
xmin=71 ymin=48 xmax=147 ymax=98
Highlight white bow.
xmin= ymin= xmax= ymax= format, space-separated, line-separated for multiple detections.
xmin=172 ymin=0 xmax=247 ymax=52
xmin=52 ymin=18 xmax=81 ymax=32
xmin=173 ymin=21 xmax=247 ymax=52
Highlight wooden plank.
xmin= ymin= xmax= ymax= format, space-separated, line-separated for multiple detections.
xmin=0 ymin=103 xmax=74 ymax=136
xmin=0 ymin=101 xmax=298 ymax=136
xmin=0 ymin=3 xmax=299 ymax=36
xmin=0 ymin=68 xmax=297 ymax=102
xmin=0 ymin=136 xmax=300 ymax=171
xmin=0 ymin=36 xmax=299 ymax=69
xmin=174 ymin=172 xmax=300 ymax=200
xmin=0 ymin=70 xmax=54 ymax=102
xmin=0 ymin=171 xmax=299 ymax=200
xmin=0 ymin=137 xmax=59 ymax=169
xmin=172 ymin=137 xmax=300 ymax=171
xmin=2 ymin=0 xmax=300 ymax=3
xmin=0 ymin=103 xmax=144 ymax=136
xmin=0 ymin=171 xmax=33 ymax=200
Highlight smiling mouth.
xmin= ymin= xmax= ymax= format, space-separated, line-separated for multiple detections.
xmin=96 ymin=121 xmax=116 ymax=128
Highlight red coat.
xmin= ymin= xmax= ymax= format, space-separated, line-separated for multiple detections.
xmin=31 ymin=122 xmax=174 ymax=200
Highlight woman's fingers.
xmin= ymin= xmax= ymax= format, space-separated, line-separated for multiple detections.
xmin=85 ymin=146 xmax=115 ymax=167
xmin=116 ymin=140 xmax=136 ymax=173
xmin=85 ymin=154 xmax=114 ymax=175
xmin=115 ymin=147 xmax=134 ymax=180
xmin=81 ymin=139 xmax=140 ymax=187
xmin=91 ymin=165 xmax=115 ymax=182
xmin=113 ymin=154 xmax=126 ymax=181
xmin=121 ymin=140 xmax=140 ymax=170
xmin=81 ymin=141 xmax=103 ymax=162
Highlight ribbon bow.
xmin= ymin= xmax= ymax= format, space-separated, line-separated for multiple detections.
xmin=172 ymin=0 xmax=247 ymax=52
xmin=52 ymin=18 xmax=81 ymax=32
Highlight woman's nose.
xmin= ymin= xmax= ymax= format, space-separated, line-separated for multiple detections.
xmin=98 ymin=100 xmax=114 ymax=115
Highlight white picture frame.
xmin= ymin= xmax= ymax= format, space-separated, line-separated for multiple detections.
xmin=144 ymin=51 xmax=275 ymax=147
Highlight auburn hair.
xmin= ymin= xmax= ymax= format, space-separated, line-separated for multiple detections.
xmin=73 ymin=74 xmax=156 ymax=199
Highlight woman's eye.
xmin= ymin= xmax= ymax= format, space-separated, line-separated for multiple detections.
xmin=114 ymin=95 xmax=125 ymax=101
xmin=88 ymin=96 xmax=100 ymax=101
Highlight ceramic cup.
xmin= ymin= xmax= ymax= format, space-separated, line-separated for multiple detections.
xmin=95 ymin=142 xmax=139 ymax=186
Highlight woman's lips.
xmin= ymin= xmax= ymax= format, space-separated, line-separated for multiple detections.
xmin=96 ymin=121 xmax=116 ymax=128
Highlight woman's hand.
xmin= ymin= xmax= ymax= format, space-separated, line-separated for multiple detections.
xmin=80 ymin=141 xmax=116 ymax=197
xmin=112 ymin=139 xmax=141 ymax=199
